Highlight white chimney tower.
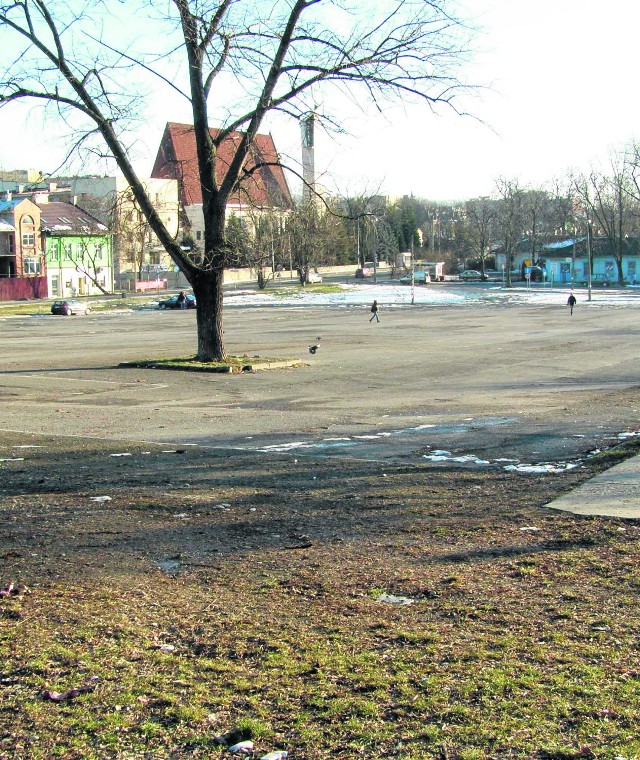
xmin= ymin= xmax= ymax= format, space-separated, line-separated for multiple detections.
xmin=301 ymin=112 xmax=316 ymax=200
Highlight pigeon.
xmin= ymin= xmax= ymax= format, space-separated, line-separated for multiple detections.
xmin=309 ymin=336 xmax=321 ymax=354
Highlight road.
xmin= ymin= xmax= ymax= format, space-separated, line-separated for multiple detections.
xmin=1 ymin=300 xmax=639 ymax=467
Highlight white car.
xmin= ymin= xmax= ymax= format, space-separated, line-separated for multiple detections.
xmin=306 ymin=270 xmax=323 ymax=283
xmin=399 ymin=271 xmax=430 ymax=284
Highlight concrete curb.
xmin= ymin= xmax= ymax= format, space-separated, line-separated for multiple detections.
xmin=546 ymin=454 xmax=640 ymax=519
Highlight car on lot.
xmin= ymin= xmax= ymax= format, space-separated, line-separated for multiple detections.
xmin=306 ymin=270 xmax=323 ymax=284
xmin=399 ymin=270 xmax=430 ymax=284
xmin=50 ymin=299 xmax=91 ymax=316
xmin=157 ymin=293 xmax=197 ymax=309
xmin=458 ymin=270 xmax=483 ymax=281
xmin=578 ymin=273 xmax=613 ymax=287
xmin=355 ymin=262 xmax=375 ymax=278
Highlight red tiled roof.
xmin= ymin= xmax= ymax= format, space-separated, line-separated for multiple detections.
xmin=151 ymin=122 xmax=293 ymax=210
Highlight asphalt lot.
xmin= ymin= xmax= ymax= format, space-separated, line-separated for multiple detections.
xmin=1 ymin=300 xmax=639 ymax=467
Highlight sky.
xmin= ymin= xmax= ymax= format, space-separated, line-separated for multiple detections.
xmin=1 ymin=0 xmax=639 ymax=201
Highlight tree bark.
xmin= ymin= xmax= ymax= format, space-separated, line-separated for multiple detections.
xmin=191 ymin=269 xmax=226 ymax=361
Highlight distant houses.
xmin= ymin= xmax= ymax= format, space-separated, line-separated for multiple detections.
xmin=494 ymin=236 xmax=640 ymax=285
xmin=0 ymin=121 xmax=294 ymax=300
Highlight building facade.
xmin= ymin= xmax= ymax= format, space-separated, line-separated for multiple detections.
xmin=151 ymin=122 xmax=293 ymax=249
xmin=38 ymin=198 xmax=113 ymax=297
xmin=0 ymin=197 xmax=48 ymax=300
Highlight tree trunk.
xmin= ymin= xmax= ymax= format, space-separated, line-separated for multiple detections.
xmin=192 ymin=269 xmax=226 ymax=361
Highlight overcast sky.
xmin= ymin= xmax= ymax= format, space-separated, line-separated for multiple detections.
xmin=1 ymin=0 xmax=638 ymax=201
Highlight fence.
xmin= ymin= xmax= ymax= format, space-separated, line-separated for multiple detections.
xmin=0 ymin=276 xmax=48 ymax=301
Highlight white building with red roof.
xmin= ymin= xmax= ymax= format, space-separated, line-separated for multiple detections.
xmin=150 ymin=122 xmax=293 ymax=246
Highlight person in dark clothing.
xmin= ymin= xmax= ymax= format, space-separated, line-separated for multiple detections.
xmin=369 ymin=299 xmax=380 ymax=322
xmin=567 ymin=293 xmax=577 ymax=316
xmin=177 ymin=291 xmax=187 ymax=310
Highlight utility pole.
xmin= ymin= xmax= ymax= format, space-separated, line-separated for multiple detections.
xmin=587 ymin=220 xmax=593 ymax=302
xmin=410 ymin=240 xmax=415 ymax=305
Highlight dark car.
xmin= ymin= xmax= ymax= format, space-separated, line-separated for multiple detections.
xmin=51 ymin=299 xmax=91 ymax=316
xmin=458 ymin=270 xmax=482 ymax=281
xmin=158 ymin=294 xmax=196 ymax=309
xmin=578 ymin=273 xmax=612 ymax=287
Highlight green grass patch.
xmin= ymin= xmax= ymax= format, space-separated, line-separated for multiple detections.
xmin=270 ymin=282 xmax=344 ymax=298
xmin=119 ymin=354 xmax=305 ymax=372
xmin=0 ymin=296 xmax=158 ymax=316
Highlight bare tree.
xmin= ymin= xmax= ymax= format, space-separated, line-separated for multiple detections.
xmin=0 ymin=0 xmax=471 ymax=360
xmin=495 ymin=178 xmax=525 ymax=287
xmin=462 ymin=196 xmax=497 ymax=278
xmin=111 ymin=188 xmax=155 ymax=280
xmin=571 ymin=155 xmax=635 ymax=286
xmin=226 ymin=209 xmax=285 ymax=289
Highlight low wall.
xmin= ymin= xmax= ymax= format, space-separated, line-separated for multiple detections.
xmin=0 ymin=276 xmax=48 ymax=301
xmin=118 ymin=263 xmax=382 ymax=292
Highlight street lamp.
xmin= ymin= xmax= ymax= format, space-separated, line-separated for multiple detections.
xmin=587 ymin=220 xmax=593 ymax=302
xmin=571 ymin=224 xmax=577 ymax=285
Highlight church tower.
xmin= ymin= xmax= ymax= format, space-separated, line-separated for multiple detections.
xmin=301 ymin=112 xmax=316 ymax=200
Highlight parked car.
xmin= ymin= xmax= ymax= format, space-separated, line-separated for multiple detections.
xmin=525 ymin=266 xmax=546 ymax=282
xmin=158 ymin=293 xmax=197 ymax=309
xmin=458 ymin=270 xmax=483 ymax=280
xmin=578 ymin=273 xmax=612 ymax=287
xmin=51 ymin=299 xmax=91 ymax=316
xmin=399 ymin=271 xmax=430 ymax=285
xmin=306 ymin=270 xmax=323 ymax=284
xmin=355 ymin=262 xmax=375 ymax=278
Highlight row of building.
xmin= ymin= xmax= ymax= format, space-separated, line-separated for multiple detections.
xmin=0 ymin=122 xmax=294 ymax=301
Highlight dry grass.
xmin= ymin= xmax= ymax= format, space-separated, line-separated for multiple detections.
xmin=1 ymin=433 xmax=639 ymax=759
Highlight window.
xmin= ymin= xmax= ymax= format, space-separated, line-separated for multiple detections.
xmin=23 ymin=257 xmax=38 ymax=274
xmin=196 ymin=230 xmax=202 ymax=241
xmin=95 ymin=244 xmax=104 ymax=260
xmin=64 ymin=243 xmax=73 ymax=259
xmin=21 ymin=214 xmax=36 ymax=248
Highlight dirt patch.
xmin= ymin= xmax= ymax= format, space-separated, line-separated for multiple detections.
xmin=2 ymin=431 xmax=640 ymax=759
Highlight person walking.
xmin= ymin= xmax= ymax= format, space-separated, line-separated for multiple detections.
xmin=177 ymin=290 xmax=187 ymax=310
xmin=369 ymin=299 xmax=380 ymax=323
xmin=567 ymin=293 xmax=577 ymax=316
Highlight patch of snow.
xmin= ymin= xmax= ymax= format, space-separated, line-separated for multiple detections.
xmin=222 ymin=281 xmax=640 ymax=309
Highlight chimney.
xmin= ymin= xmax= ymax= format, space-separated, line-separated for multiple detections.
xmin=33 ymin=192 xmax=49 ymax=204
xmin=5 ymin=191 xmax=11 ymax=201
